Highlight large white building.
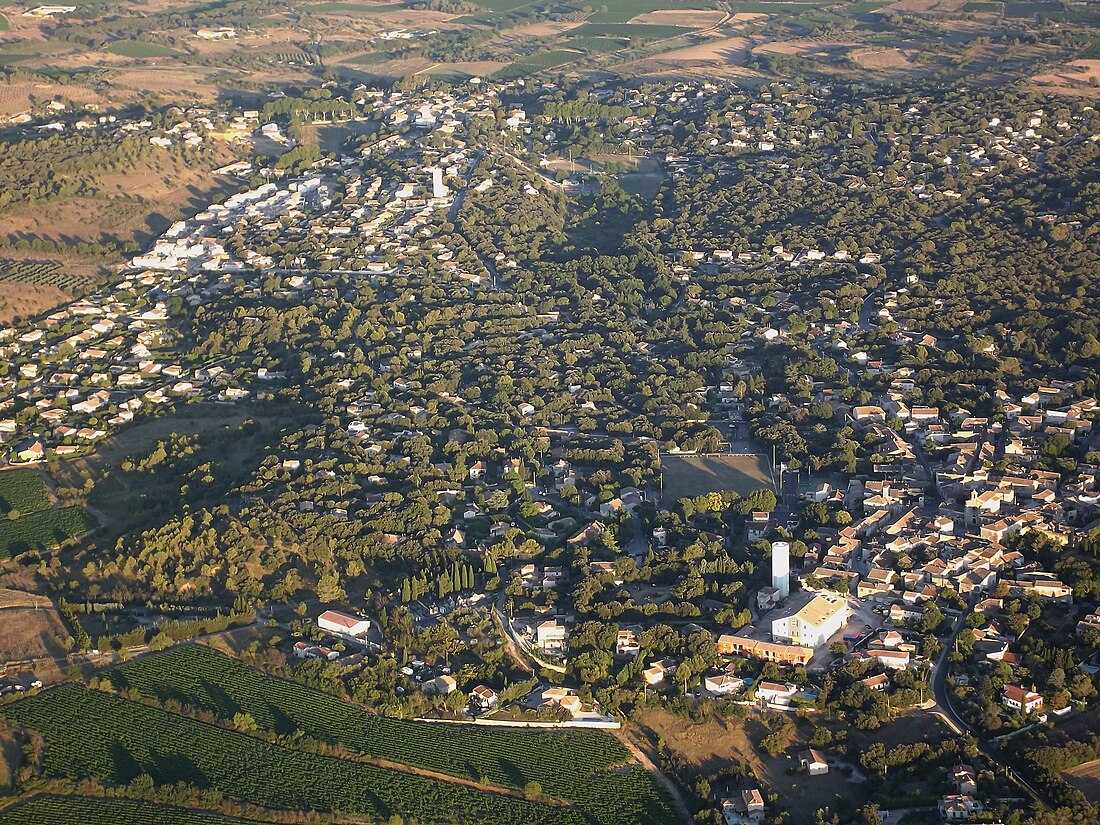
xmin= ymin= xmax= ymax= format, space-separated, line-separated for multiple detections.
xmin=317 ymin=610 xmax=371 ymax=638
xmin=771 ymin=594 xmax=848 ymax=648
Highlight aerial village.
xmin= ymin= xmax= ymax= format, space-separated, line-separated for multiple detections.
xmin=0 ymin=76 xmax=1098 ymax=824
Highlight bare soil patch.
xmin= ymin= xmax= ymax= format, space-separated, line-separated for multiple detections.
xmin=0 ymin=281 xmax=70 ymax=324
xmin=0 ymin=588 xmax=51 ymax=610
xmin=754 ymin=39 xmax=855 ymax=55
xmin=629 ymin=9 xmax=726 ymax=26
xmin=501 ymin=19 xmax=585 ymax=38
xmin=851 ymin=46 xmax=915 ymax=69
xmin=0 ymin=606 xmax=69 ymax=661
xmin=619 ymin=36 xmax=749 ymax=70
xmin=1065 ymin=758 xmax=1100 ymax=802
xmin=1032 ymin=60 xmax=1100 ymax=95
xmin=427 ymin=60 xmax=510 ymax=77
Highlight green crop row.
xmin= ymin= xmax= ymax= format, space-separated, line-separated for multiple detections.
xmin=0 ymin=506 xmax=95 ymax=559
xmin=0 ymin=469 xmax=50 ymax=517
xmin=2 ymin=685 xmax=582 ymax=825
xmin=0 ymin=796 xmax=261 ymax=825
xmin=107 ymin=645 xmax=677 ymax=824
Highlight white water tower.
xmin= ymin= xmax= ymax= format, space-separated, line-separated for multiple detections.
xmin=771 ymin=541 xmax=790 ymax=599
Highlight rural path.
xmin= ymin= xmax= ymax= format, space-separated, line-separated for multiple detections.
xmin=614 ymin=726 xmax=692 ymax=825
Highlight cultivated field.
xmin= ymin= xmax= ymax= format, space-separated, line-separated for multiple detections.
xmin=661 ymin=453 xmax=772 ymax=499
xmin=105 ymin=645 xmax=676 ymax=824
xmin=0 ymin=797 xmax=265 ymax=825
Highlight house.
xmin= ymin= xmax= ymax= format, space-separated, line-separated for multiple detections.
xmin=1002 ymin=685 xmax=1043 ymax=714
xmin=952 ymin=764 xmax=978 ymax=795
xmin=741 ymin=788 xmax=765 ymax=821
xmin=468 ymin=460 xmax=487 ymax=480
xmin=704 ymin=673 xmax=746 ymax=695
xmin=469 ymin=684 xmax=498 ymax=711
xmin=644 ymin=659 xmax=676 ymax=685
xmin=861 ymin=673 xmax=889 ymax=692
xmin=317 ymin=610 xmax=371 ymax=638
xmin=799 ymin=749 xmax=829 ymax=775
xmin=939 ymin=794 xmax=983 ymax=822
xmin=616 ymin=629 xmax=641 ymax=657
xmin=536 ymin=620 xmax=567 ymax=653
xmin=756 ymin=681 xmax=797 ymax=706
xmin=424 ymin=674 xmax=457 ymax=695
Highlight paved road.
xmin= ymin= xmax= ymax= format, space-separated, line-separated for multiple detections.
xmin=929 ymin=609 xmax=1051 ymax=809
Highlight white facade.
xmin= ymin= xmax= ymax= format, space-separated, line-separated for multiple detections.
xmin=771 ymin=595 xmax=847 ymax=648
xmin=317 ymin=610 xmax=371 ymax=638
xmin=771 ymin=541 xmax=790 ymax=598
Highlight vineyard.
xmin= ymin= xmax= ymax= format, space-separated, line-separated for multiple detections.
xmin=1 ymin=685 xmax=587 ymax=825
xmin=0 ymin=506 xmax=95 ymax=559
xmin=0 ymin=261 xmax=87 ymax=293
xmin=0 ymin=469 xmax=50 ymax=517
xmin=107 ymin=645 xmax=677 ymax=824
xmin=0 ymin=796 xmax=262 ymax=825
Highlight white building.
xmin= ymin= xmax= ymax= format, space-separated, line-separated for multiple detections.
xmin=771 ymin=594 xmax=848 ymax=648
xmin=536 ymin=620 xmax=567 ymax=653
xmin=317 ymin=610 xmax=371 ymax=638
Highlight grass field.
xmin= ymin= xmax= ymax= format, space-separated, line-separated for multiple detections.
xmin=0 ymin=469 xmax=50 ymax=517
xmin=106 ymin=645 xmax=676 ymax=824
xmin=0 ymin=506 xmax=95 ymax=558
xmin=661 ymin=453 xmax=772 ymax=499
xmin=0 ymin=14 xmax=8 ymax=32
xmin=105 ymin=41 xmax=181 ymax=58
xmin=0 ymin=797 xmax=265 ymax=825
xmin=1 ymin=685 xmax=588 ymax=825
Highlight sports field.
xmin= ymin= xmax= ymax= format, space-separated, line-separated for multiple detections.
xmin=661 ymin=453 xmax=772 ymax=499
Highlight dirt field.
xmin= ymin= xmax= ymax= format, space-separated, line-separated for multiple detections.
xmin=1065 ymin=758 xmax=1100 ymax=802
xmin=661 ymin=453 xmax=772 ymax=500
xmin=629 ymin=9 xmax=727 ymax=26
xmin=0 ymin=79 xmax=105 ymax=118
xmin=0 ymin=148 xmax=239 ymax=257
xmin=754 ymin=39 xmax=856 ymax=55
xmin=0 ymin=606 xmax=69 ymax=661
xmin=0 ymin=588 xmax=51 ymax=610
xmin=427 ymin=60 xmax=510 ymax=78
xmin=499 ymin=19 xmax=586 ymax=38
xmin=1032 ymin=60 xmax=1100 ymax=95
xmin=0 ymin=281 xmax=69 ymax=324
xmin=632 ymin=709 xmax=865 ymax=821
xmin=851 ymin=46 xmax=915 ymax=69
xmin=617 ymin=36 xmax=750 ymax=75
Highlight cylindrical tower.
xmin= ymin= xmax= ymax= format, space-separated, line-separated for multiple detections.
xmin=771 ymin=541 xmax=790 ymax=599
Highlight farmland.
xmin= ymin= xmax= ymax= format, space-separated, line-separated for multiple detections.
xmin=106 ymin=645 xmax=677 ymax=824
xmin=660 ymin=453 xmax=773 ymax=500
xmin=105 ymin=40 xmax=182 ymax=58
xmin=0 ymin=261 xmax=89 ymax=295
xmin=2 ymin=685 xmax=584 ymax=825
xmin=0 ymin=796 xmax=267 ymax=825
xmin=0 ymin=469 xmax=50 ymax=517
xmin=0 ymin=505 xmax=95 ymax=559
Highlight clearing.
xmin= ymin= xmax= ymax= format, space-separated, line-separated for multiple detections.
xmin=631 ymin=708 xmax=865 ymax=821
xmin=628 ymin=8 xmax=727 ymax=26
xmin=660 ymin=453 xmax=772 ymax=500
xmin=1032 ymin=59 xmax=1100 ymax=95
xmin=1065 ymin=758 xmax=1100 ymax=802
xmin=851 ymin=46 xmax=916 ymax=69
xmin=0 ymin=606 xmax=69 ymax=661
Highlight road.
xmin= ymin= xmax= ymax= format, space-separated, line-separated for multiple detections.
xmin=928 ymin=609 xmax=1051 ymax=809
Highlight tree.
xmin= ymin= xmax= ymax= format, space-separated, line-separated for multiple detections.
xmin=524 ymin=781 xmax=542 ymax=801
